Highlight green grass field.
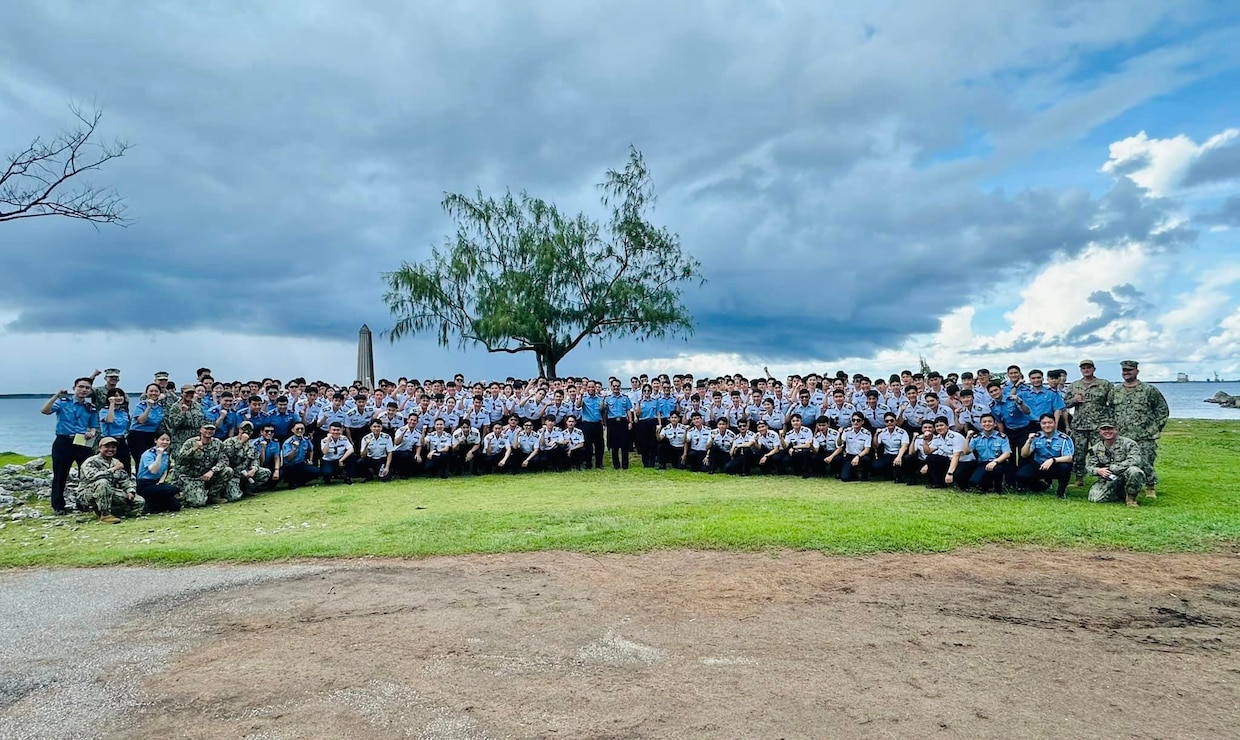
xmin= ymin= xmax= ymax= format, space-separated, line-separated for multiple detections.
xmin=1 ymin=419 xmax=1237 ymax=567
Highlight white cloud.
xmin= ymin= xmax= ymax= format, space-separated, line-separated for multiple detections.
xmin=1102 ymin=129 xmax=1239 ymax=196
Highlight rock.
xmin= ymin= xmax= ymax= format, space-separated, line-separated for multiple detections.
xmin=21 ymin=458 xmax=46 ymax=471
xmin=0 ymin=495 xmax=14 ymax=507
xmin=1206 ymin=391 xmax=1239 ymax=408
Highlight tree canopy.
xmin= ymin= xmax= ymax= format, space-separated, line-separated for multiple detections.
xmin=382 ymin=148 xmax=702 ymax=377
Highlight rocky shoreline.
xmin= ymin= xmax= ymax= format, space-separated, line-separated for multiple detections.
xmin=0 ymin=458 xmax=82 ymax=520
xmin=1204 ymin=391 xmax=1239 ymax=408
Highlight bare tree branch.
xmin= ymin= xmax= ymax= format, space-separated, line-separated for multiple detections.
xmin=0 ymin=104 xmax=132 ymax=226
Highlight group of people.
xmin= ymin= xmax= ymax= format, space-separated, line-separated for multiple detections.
xmin=40 ymin=359 xmax=1170 ymax=522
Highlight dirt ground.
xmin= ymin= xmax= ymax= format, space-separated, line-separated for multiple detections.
xmin=67 ymin=548 xmax=1237 ymax=739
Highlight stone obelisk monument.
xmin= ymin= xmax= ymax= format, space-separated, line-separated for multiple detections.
xmin=357 ymin=324 xmax=375 ymax=387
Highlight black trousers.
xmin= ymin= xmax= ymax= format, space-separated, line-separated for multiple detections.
xmin=606 ymin=419 xmax=630 ymax=469
xmin=424 ymin=452 xmax=450 ymax=478
xmin=787 ymin=448 xmax=813 ymax=477
xmin=871 ymin=453 xmax=905 ymax=482
xmin=129 ymin=431 xmax=157 ymax=466
xmin=283 ymin=461 xmax=321 ymax=487
xmin=136 ymin=479 xmax=182 ymax=513
xmin=50 ymin=434 xmax=93 ymax=513
xmin=757 ymin=449 xmax=785 ymax=475
xmin=839 ymin=452 xmax=870 ymax=482
xmin=706 ymin=447 xmax=730 ymax=472
xmin=1016 ymin=461 xmax=1072 ymax=495
xmin=355 ymin=457 xmax=391 ymax=481
xmin=967 ymin=461 xmax=1009 ymax=492
xmin=635 ymin=418 xmax=659 ymax=466
xmin=580 ymin=421 xmax=604 ymax=468
xmin=657 ymin=440 xmax=683 ymax=469
xmin=723 ymin=448 xmax=754 ymax=475
xmin=685 ymin=449 xmax=709 ymax=472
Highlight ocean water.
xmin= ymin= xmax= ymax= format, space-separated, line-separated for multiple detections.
xmin=1 ymin=382 xmax=1238 ymax=457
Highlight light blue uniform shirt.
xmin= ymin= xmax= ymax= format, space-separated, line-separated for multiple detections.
xmin=99 ymin=407 xmax=130 ymax=438
xmin=130 ymin=399 xmax=164 ymax=433
xmin=603 ymin=393 xmax=633 ymax=419
xmin=969 ymin=431 xmax=1010 ymax=462
xmin=51 ymin=397 xmax=98 ymax=436
xmin=282 ymin=436 xmax=313 ymax=465
xmin=136 ymin=447 xmax=170 ymax=481
xmin=1020 ymin=386 xmax=1065 ymax=420
xmin=1029 ymin=432 xmax=1074 ymax=464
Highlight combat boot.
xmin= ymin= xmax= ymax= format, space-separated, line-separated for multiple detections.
xmin=98 ymin=513 xmax=121 ymax=524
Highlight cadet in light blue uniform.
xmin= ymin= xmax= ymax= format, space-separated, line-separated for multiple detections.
xmin=580 ymin=382 xmax=606 ymax=469
xmin=656 ymin=411 xmax=687 ymax=469
xmin=41 ymin=377 xmax=100 ymax=515
xmin=135 ymin=432 xmax=181 ymax=513
xmin=98 ymin=388 xmax=133 ymax=473
xmin=962 ymin=413 xmax=1010 ymax=493
xmin=129 ymin=384 xmax=167 ymax=460
xmin=1019 ymin=370 xmax=1065 ymax=426
xmin=603 ymin=380 xmax=634 ymax=470
xmin=1016 ymin=414 xmax=1074 ymax=497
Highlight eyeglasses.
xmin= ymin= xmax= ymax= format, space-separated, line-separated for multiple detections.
xmin=262 ymin=430 xmax=274 ymax=434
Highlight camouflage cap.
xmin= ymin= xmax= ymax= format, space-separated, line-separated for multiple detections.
xmin=180 ymin=384 xmax=196 ymax=393
xmin=1078 ymin=359 xmax=1095 ymax=367
xmin=202 ymin=422 xmax=217 ymax=430
xmin=104 ymin=368 xmax=121 ymax=377
xmin=154 ymin=371 xmax=170 ymax=380
xmin=1099 ymin=421 xmax=1117 ymax=429
xmin=1120 ymin=360 xmax=1139 ymax=370
xmin=98 ymin=436 xmax=119 ymax=446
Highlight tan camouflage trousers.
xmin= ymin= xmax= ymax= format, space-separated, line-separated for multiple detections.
xmin=1070 ymin=428 xmax=1101 ymax=478
xmin=77 ymin=480 xmax=146 ymax=518
xmin=1135 ymin=439 xmax=1159 ymax=488
xmin=173 ymin=467 xmax=234 ymax=507
xmin=1087 ymin=468 xmax=1147 ymax=503
xmin=226 ymin=468 xmax=272 ymax=501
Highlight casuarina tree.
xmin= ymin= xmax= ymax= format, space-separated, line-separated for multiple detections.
xmin=382 ymin=147 xmax=702 ymax=377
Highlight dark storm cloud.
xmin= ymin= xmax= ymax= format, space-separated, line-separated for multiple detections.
xmin=0 ymin=0 xmax=1222 ymax=365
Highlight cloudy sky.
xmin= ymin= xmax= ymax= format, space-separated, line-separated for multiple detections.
xmin=2 ymin=0 xmax=1239 ymax=391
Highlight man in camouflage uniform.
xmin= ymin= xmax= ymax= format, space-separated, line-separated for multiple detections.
xmin=1086 ymin=422 xmax=1146 ymax=507
xmin=1067 ymin=359 xmax=1113 ymax=486
xmin=78 ymin=437 xmax=145 ymax=523
xmin=173 ymin=422 xmax=233 ymax=507
xmin=164 ymin=384 xmax=207 ymax=453
xmin=222 ymin=421 xmax=271 ymax=501
xmin=1108 ymin=360 xmax=1169 ymax=497
xmin=89 ymin=368 xmax=126 ymax=411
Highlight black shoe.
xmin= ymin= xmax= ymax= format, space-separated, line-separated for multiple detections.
xmin=53 ymin=508 xmax=68 ymax=516
xmin=343 ymin=477 xmax=354 ymax=485
xmin=1056 ymin=491 xmax=1066 ymax=499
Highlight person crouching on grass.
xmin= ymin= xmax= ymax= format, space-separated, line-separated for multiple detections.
xmin=356 ymin=419 xmax=395 ymax=482
xmin=78 ymin=437 xmax=145 ymax=524
xmin=1017 ymin=413 xmax=1075 ymax=498
xmin=320 ymin=422 xmax=355 ymax=485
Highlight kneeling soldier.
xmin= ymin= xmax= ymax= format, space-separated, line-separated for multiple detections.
xmin=1086 ymin=422 xmax=1146 ymax=508
xmin=78 ymin=437 xmax=145 ymax=523
xmin=174 ymin=423 xmax=233 ymax=507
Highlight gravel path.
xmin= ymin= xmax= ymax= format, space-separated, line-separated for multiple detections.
xmin=0 ymin=564 xmax=327 ymax=740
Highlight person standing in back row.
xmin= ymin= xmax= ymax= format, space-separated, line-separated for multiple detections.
xmin=1067 ymin=359 xmax=1113 ymax=487
xmin=602 ymin=378 xmax=634 ymax=470
xmin=1108 ymin=360 xmax=1168 ymax=498
xmin=41 ymin=378 xmax=100 ymax=515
